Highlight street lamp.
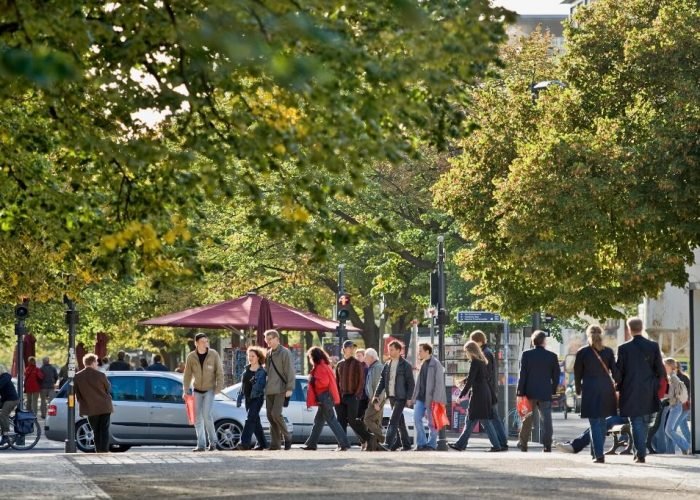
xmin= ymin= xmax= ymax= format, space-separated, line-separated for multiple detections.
xmin=436 ymin=235 xmax=448 ymax=451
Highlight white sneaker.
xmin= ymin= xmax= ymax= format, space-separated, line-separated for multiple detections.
xmin=556 ymin=442 xmax=575 ymax=453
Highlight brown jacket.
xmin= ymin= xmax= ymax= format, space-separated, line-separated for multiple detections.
xmin=183 ymin=348 xmax=224 ymax=393
xmin=73 ymin=367 xmax=113 ymax=417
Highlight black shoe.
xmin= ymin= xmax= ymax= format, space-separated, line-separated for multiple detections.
xmin=488 ymin=447 xmax=503 ymax=452
xmin=543 ymin=447 xmax=551 ymax=453
xmin=208 ymin=444 xmax=217 ymax=451
xmin=335 ymin=446 xmax=348 ymax=452
xmin=593 ymin=457 xmax=605 ymax=463
xmin=253 ymin=445 xmax=266 ymax=451
xmin=300 ymin=445 xmax=317 ymax=451
xmin=517 ymin=442 xmax=527 ymax=452
xmin=499 ymin=446 xmax=509 ymax=452
xmin=192 ymin=447 xmax=205 ymax=452
xmin=634 ymin=456 xmax=646 ymax=463
xmin=284 ymin=440 xmax=292 ymax=451
xmin=448 ymin=443 xmax=465 ymax=452
xmin=234 ymin=443 xmax=252 ymax=451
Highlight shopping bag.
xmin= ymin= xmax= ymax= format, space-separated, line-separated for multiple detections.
xmin=430 ymin=402 xmax=450 ymax=430
xmin=184 ymin=394 xmax=196 ymax=425
xmin=516 ymin=396 xmax=533 ymax=419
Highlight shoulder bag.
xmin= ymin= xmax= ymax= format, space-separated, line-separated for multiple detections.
xmin=590 ymin=347 xmax=618 ymax=405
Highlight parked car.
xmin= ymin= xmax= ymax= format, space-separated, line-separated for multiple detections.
xmin=45 ymin=371 xmax=292 ymax=452
xmin=222 ymin=375 xmax=428 ymax=444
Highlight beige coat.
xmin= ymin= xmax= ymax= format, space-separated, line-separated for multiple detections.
xmin=183 ymin=348 xmax=224 ymax=393
xmin=265 ymin=345 xmax=295 ymax=395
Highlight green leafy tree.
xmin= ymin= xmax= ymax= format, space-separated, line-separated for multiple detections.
xmin=435 ymin=1 xmax=700 ymax=319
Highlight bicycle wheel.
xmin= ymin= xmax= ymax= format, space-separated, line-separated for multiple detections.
xmin=10 ymin=418 xmax=41 ymax=450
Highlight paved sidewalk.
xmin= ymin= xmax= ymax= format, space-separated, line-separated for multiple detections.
xmin=2 ymin=443 xmax=698 ymax=499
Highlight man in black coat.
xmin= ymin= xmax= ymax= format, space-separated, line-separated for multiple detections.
xmin=107 ymin=351 xmax=131 ymax=371
xmin=373 ymin=341 xmax=415 ymax=451
xmin=616 ymin=317 xmax=665 ymax=463
xmin=516 ymin=330 xmax=560 ymax=452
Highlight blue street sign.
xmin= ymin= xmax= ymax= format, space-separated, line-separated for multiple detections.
xmin=456 ymin=311 xmax=502 ymax=323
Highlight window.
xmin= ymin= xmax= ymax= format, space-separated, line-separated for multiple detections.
xmin=293 ymin=379 xmax=308 ymax=402
xmin=150 ymin=377 xmax=183 ymax=404
xmin=109 ymin=377 xmax=146 ymax=402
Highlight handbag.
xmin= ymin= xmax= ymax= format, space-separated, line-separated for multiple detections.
xmin=184 ymin=394 xmax=196 ymax=425
xmin=516 ymin=395 xmax=533 ymax=419
xmin=430 ymin=402 xmax=450 ymax=430
xmin=268 ymin=355 xmax=291 ymax=407
xmin=590 ymin=347 xmax=618 ymax=404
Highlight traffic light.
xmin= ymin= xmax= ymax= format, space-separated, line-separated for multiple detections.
xmin=14 ymin=299 xmax=29 ymax=320
xmin=337 ymin=294 xmax=351 ymax=321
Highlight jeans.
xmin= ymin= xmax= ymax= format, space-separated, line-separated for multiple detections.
xmin=630 ymin=414 xmax=652 ymax=459
xmin=384 ymin=398 xmax=410 ymax=449
xmin=518 ymin=400 xmax=553 ymax=448
xmin=194 ymin=390 xmax=217 ymax=449
xmin=665 ymin=403 xmax=689 ymax=452
xmin=306 ymin=392 xmax=350 ymax=448
xmin=87 ymin=413 xmax=111 ymax=453
xmin=675 ymin=408 xmax=691 ymax=447
xmin=266 ymin=393 xmax=291 ymax=448
xmin=589 ymin=417 xmax=607 ymax=459
xmin=570 ymin=415 xmax=628 ymax=452
xmin=336 ymin=394 xmax=371 ymax=442
xmin=490 ymin=404 xmax=508 ymax=448
xmin=413 ymin=400 xmax=437 ymax=449
xmin=240 ymin=397 xmax=266 ymax=447
xmin=454 ymin=417 xmax=498 ymax=449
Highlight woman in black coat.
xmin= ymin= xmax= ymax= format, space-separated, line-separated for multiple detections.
xmin=449 ymin=341 xmax=498 ymax=451
xmin=574 ymin=325 xmax=619 ymax=463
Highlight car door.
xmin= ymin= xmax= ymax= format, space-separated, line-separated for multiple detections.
xmin=148 ymin=376 xmax=193 ymax=443
xmin=285 ymin=377 xmax=315 ymax=442
xmin=108 ymin=376 xmax=150 ymax=440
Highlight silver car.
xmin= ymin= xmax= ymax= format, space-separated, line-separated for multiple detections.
xmin=222 ymin=375 xmax=427 ymax=444
xmin=45 ymin=371 xmax=292 ymax=452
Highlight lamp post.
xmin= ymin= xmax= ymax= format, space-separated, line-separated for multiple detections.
xmin=64 ymin=295 xmax=78 ymax=453
xmin=436 ymin=235 xmax=448 ymax=451
xmin=14 ymin=299 xmax=29 ymax=412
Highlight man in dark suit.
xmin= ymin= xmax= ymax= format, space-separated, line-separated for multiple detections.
xmin=616 ymin=317 xmax=665 ymax=463
xmin=74 ymin=353 xmax=114 ymax=452
xmin=373 ymin=341 xmax=415 ymax=451
xmin=107 ymin=351 xmax=131 ymax=371
xmin=517 ymin=330 xmax=560 ymax=452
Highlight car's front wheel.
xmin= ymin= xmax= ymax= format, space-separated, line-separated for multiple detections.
xmin=215 ymin=419 xmax=242 ymax=450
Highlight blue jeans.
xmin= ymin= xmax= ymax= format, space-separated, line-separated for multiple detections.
xmin=630 ymin=414 xmax=652 ymax=459
xmin=413 ymin=400 xmax=437 ymax=449
xmin=571 ymin=415 xmax=628 ymax=452
xmin=588 ymin=417 xmax=607 ymax=459
xmin=490 ymin=404 xmax=508 ymax=448
xmin=305 ymin=392 xmax=350 ymax=448
xmin=240 ymin=397 xmax=266 ymax=447
xmin=665 ymin=403 xmax=689 ymax=452
xmin=675 ymin=408 xmax=691 ymax=447
xmin=454 ymin=417 xmax=498 ymax=449
xmin=194 ymin=390 xmax=217 ymax=449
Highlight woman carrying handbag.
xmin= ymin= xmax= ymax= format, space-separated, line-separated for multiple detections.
xmin=574 ymin=325 xmax=620 ymax=463
xmin=301 ymin=347 xmax=350 ymax=451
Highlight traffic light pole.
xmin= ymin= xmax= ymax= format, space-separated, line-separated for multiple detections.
xmin=14 ymin=303 xmax=28 ymax=412
xmin=436 ymin=236 xmax=448 ymax=451
xmin=64 ymin=296 xmax=78 ymax=453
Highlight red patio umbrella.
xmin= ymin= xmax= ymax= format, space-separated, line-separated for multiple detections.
xmin=95 ymin=332 xmax=109 ymax=359
xmin=76 ymin=342 xmax=86 ymax=370
xmin=256 ymin=297 xmax=274 ymax=347
xmin=140 ymin=292 xmax=361 ymax=333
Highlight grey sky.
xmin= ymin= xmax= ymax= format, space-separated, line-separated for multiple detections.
xmin=492 ymin=0 xmax=570 ymax=15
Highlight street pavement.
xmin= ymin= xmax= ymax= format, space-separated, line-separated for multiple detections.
xmin=1 ymin=413 xmax=698 ymax=499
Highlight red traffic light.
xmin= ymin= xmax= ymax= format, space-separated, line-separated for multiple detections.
xmin=338 ymin=294 xmax=351 ymax=306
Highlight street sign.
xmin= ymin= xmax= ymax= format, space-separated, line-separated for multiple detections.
xmin=456 ymin=311 xmax=502 ymax=323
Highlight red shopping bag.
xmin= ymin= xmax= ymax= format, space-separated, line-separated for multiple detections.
xmin=430 ymin=402 xmax=450 ymax=430
xmin=516 ymin=396 xmax=533 ymax=419
xmin=184 ymin=394 xmax=196 ymax=425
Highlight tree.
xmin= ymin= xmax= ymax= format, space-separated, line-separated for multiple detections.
xmin=0 ymin=1 xmax=513 ymax=305
xmin=435 ymin=1 xmax=700 ymax=320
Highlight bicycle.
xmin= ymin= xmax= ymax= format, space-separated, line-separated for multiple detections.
xmin=0 ymin=408 xmax=41 ymax=451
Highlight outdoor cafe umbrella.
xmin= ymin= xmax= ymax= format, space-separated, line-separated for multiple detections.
xmin=140 ymin=292 xmax=361 ymax=333
xmin=256 ymin=297 xmax=274 ymax=347
xmin=95 ymin=332 xmax=109 ymax=359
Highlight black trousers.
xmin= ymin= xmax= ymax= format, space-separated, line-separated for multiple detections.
xmin=385 ymin=397 xmax=410 ymax=449
xmin=357 ymin=398 xmax=369 ymax=421
xmin=336 ymin=394 xmax=372 ymax=442
xmin=88 ymin=413 xmax=111 ymax=453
